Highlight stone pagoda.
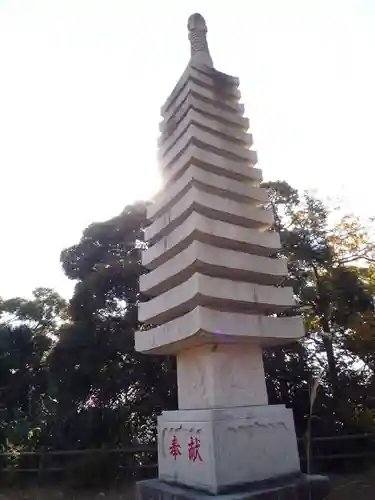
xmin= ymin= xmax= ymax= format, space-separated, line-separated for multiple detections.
xmin=136 ymin=13 xmax=329 ymax=500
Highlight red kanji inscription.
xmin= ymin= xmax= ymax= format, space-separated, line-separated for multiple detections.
xmin=188 ymin=436 xmax=203 ymax=462
xmin=169 ymin=435 xmax=182 ymax=460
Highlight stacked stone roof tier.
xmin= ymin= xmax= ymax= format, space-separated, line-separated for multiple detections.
xmin=136 ymin=25 xmax=303 ymax=355
xmin=135 ymin=16 xmax=305 ymax=495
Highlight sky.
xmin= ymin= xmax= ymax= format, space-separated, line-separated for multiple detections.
xmin=0 ymin=0 xmax=374 ymax=299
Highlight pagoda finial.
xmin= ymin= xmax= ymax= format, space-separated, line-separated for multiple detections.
xmin=187 ymin=13 xmax=214 ymax=67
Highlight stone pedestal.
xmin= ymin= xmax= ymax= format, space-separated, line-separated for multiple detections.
xmin=136 ymin=475 xmax=330 ymax=500
xmin=158 ymin=406 xmax=300 ymax=494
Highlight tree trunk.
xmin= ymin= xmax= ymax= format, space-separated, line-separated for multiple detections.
xmin=312 ymin=265 xmax=339 ymax=401
xmin=321 ymin=315 xmax=339 ymax=401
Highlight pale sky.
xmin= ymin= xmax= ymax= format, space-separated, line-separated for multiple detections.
xmin=1 ymin=0 xmax=374 ymax=299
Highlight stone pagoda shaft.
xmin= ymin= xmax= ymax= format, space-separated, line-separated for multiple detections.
xmin=136 ymin=13 xmax=304 ymax=495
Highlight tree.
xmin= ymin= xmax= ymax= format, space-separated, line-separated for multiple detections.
xmin=1 ymin=185 xmax=374 ymax=458
xmin=0 ymin=288 xmax=68 ymax=451
xmin=46 ymin=202 xmax=177 ymax=450
xmin=263 ymin=181 xmax=375 ymax=435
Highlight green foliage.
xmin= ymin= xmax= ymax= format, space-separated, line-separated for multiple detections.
xmin=1 ymin=185 xmax=375 ymax=477
xmin=263 ymin=181 xmax=375 ymax=435
xmin=0 ymin=288 xmax=68 ymax=452
xmin=45 ymin=202 xmax=176 ymax=450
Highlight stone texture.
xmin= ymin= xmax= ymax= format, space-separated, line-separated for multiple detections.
xmin=145 ymin=185 xmax=273 ymax=244
xmin=148 ymin=165 xmax=267 ymax=222
xmin=187 ymin=14 xmax=214 ymax=67
xmin=139 ymin=273 xmax=296 ymax=325
xmin=160 ymin=142 xmax=259 ymax=186
xmin=142 ymin=213 xmax=281 ymax=270
xmin=161 ymin=91 xmax=248 ymax=137
xmin=160 ymin=65 xmax=240 ymax=120
xmin=159 ymin=108 xmax=252 ymax=155
xmin=140 ymin=241 xmax=288 ymax=296
xmin=161 ymin=79 xmax=243 ymax=126
xmin=177 ymin=343 xmax=268 ymax=409
xmin=136 ymin=476 xmax=330 ymax=500
xmin=161 ymin=124 xmax=254 ymax=170
xmin=157 ymin=406 xmax=300 ymax=494
xmin=135 ymin=307 xmax=305 ymax=354
xmin=160 ymin=109 xmax=248 ymax=152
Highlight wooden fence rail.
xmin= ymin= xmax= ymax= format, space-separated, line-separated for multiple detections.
xmin=0 ymin=434 xmax=374 ymax=476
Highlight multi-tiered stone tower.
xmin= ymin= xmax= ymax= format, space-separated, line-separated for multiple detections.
xmin=136 ymin=14 xmax=329 ymax=500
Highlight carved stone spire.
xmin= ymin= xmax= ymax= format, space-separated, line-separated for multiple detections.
xmin=187 ymin=13 xmax=214 ymax=67
xmin=136 ymin=15 xmax=313 ymax=500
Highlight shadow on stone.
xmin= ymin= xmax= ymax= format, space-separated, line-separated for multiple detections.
xmin=137 ymin=474 xmax=330 ymax=500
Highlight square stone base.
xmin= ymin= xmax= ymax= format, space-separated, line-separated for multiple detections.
xmin=136 ymin=475 xmax=330 ymax=500
xmin=158 ymin=405 xmax=300 ymax=494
